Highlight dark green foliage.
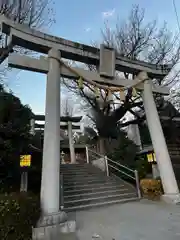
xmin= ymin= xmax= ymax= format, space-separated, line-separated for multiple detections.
xmin=0 ymin=84 xmax=33 ymax=192
xmin=0 ymin=193 xmax=40 ymax=240
xmin=135 ymin=157 xmax=152 ymax=179
xmin=107 ymin=131 xmax=138 ymax=183
xmin=28 ymin=152 xmax=43 ymax=194
xmin=107 ymin=131 xmax=152 ymax=180
xmin=0 ymin=86 xmax=33 ymax=154
xmin=139 ymin=124 xmax=151 ymax=146
xmin=107 ymin=131 xmax=138 ymax=169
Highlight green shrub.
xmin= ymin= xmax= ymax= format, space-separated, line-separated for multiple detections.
xmin=0 ymin=192 xmax=40 ymax=240
xmin=107 ymin=132 xmax=138 ymax=169
xmin=135 ymin=157 xmax=152 ymax=179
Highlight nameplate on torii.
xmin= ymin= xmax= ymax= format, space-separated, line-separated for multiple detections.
xmin=8 ymin=54 xmax=169 ymax=95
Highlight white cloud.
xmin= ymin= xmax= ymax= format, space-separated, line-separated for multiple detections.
xmin=85 ymin=27 xmax=91 ymax=32
xmin=102 ymin=8 xmax=115 ymax=18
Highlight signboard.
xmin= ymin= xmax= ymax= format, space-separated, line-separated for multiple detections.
xmin=20 ymin=155 xmax=31 ymax=167
xmin=147 ymin=153 xmax=156 ymax=163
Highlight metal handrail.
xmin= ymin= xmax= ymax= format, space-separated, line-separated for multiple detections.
xmin=88 ymin=149 xmax=105 ymax=159
xmin=108 ymin=163 xmax=135 ymax=180
xmin=86 ymin=147 xmax=141 ymax=199
xmin=87 ymin=148 xmax=109 ymax=176
xmin=88 ymin=149 xmax=134 ymax=173
xmin=87 ymin=148 xmax=135 ymax=174
xmin=107 ymin=157 xmax=134 ymax=173
xmin=107 ymin=157 xmax=141 ymax=199
xmin=87 ymin=147 xmax=141 ymax=199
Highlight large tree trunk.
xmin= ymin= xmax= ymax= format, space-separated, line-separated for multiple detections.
xmin=99 ymin=137 xmax=105 ymax=155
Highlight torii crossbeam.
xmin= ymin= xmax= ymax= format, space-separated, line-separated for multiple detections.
xmin=0 ymin=15 xmax=171 ymax=79
xmin=8 ymin=54 xmax=170 ymax=95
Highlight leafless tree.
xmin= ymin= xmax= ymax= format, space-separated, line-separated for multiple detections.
xmin=169 ymin=88 xmax=180 ymax=111
xmin=0 ymin=0 xmax=54 ymax=28
xmin=0 ymin=0 xmax=55 ymax=69
xmin=101 ymin=5 xmax=180 ymax=84
xmin=63 ymin=5 xmax=180 ymax=154
xmin=61 ymin=97 xmax=74 ymax=117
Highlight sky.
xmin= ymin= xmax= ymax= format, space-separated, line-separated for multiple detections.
xmin=4 ymin=0 xmax=180 ymax=115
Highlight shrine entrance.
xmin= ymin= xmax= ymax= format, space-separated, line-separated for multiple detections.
xmin=0 ymin=15 xmax=179 ymax=239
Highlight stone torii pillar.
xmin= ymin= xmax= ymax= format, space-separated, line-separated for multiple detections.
xmin=68 ymin=121 xmax=76 ymax=163
xmin=30 ymin=118 xmax=35 ymax=135
xmin=40 ymin=49 xmax=66 ymax=223
xmin=142 ymin=73 xmax=180 ymax=203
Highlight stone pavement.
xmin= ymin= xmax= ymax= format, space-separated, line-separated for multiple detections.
xmin=68 ymin=200 xmax=180 ymax=240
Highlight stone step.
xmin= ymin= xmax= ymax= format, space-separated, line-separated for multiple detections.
xmin=61 ymin=163 xmax=103 ymax=168
xmin=63 ymin=174 xmax=106 ymax=181
xmin=64 ymin=180 xmax=120 ymax=190
xmin=63 ymin=177 xmax=114 ymax=186
xmin=64 ymin=183 xmax=125 ymax=195
xmin=65 ymin=192 xmax=137 ymax=206
xmin=172 ymin=159 xmax=180 ymax=165
xmin=61 ymin=167 xmax=96 ymax=171
xmin=61 ymin=165 xmax=103 ymax=170
xmin=61 ymin=163 xmax=90 ymax=167
xmin=61 ymin=164 xmax=96 ymax=170
xmin=64 ymin=188 xmax=131 ymax=201
xmin=63 ymin=177 xmax=108 ymax=184
xmin=64 ymin=192 xmax=137 ymax=208
xmin=64 ymin=195 xmax=139 ymax=212
xmin=61 ymin=169 xmax=100 ymax=174
xmin=63 ymin=174 xmax=105 ymax=179
xmin=61 ymin=163 xmax=139 ymax=211
xmin=61 ymin=170 xmax=104 ymax=176
xmin=62 ymin=171 xmax=105 ymax=176
xmin=64 ymin=184 xmax=126 ymax=195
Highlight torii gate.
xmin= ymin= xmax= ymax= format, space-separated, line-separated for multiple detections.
xmin=0 ymin=15 xmax=179 ymax=239
xmin=34 ymin=115 xmax=82 ymax=163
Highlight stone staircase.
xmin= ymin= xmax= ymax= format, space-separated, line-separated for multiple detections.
xmin=60 ymin=163 xmax=139 ymax=211
xmin=167 ymin=143 xmax=180 ymax=182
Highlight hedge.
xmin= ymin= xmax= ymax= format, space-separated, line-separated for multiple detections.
xmin=0 ymin=192 xmax=40 ymax=240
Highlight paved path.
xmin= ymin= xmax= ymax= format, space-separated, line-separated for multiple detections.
xmin=69 ymin=200 xmax=180 ymax=240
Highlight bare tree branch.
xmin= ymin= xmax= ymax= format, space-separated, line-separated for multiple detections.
xmin=0 ymin=0 xmax=55 ymax=68
xmin=63 ymin=4 xmax=180 ymax=144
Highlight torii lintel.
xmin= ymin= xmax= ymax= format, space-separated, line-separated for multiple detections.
xmin=8 ymin=54 xmax=170 ymax=95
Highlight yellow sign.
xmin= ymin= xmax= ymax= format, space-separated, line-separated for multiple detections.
xmin=147 ymin=153 xmax=153 ymax=162
xmin=20 ymin=155 xmax=31 ymax=167
xmin=147 ymin=153 xmax=156 ymax=163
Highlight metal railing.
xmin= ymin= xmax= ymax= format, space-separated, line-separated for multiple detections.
xmin=107 ymin=157 xmax=141 ymax=198
xmin=86 ymin=148 xmax=109 ymax=177
xmin=86 ymin=147 xmax=141 ymax=198
xmin=60 ymin=174 xmax=64 ymax=210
